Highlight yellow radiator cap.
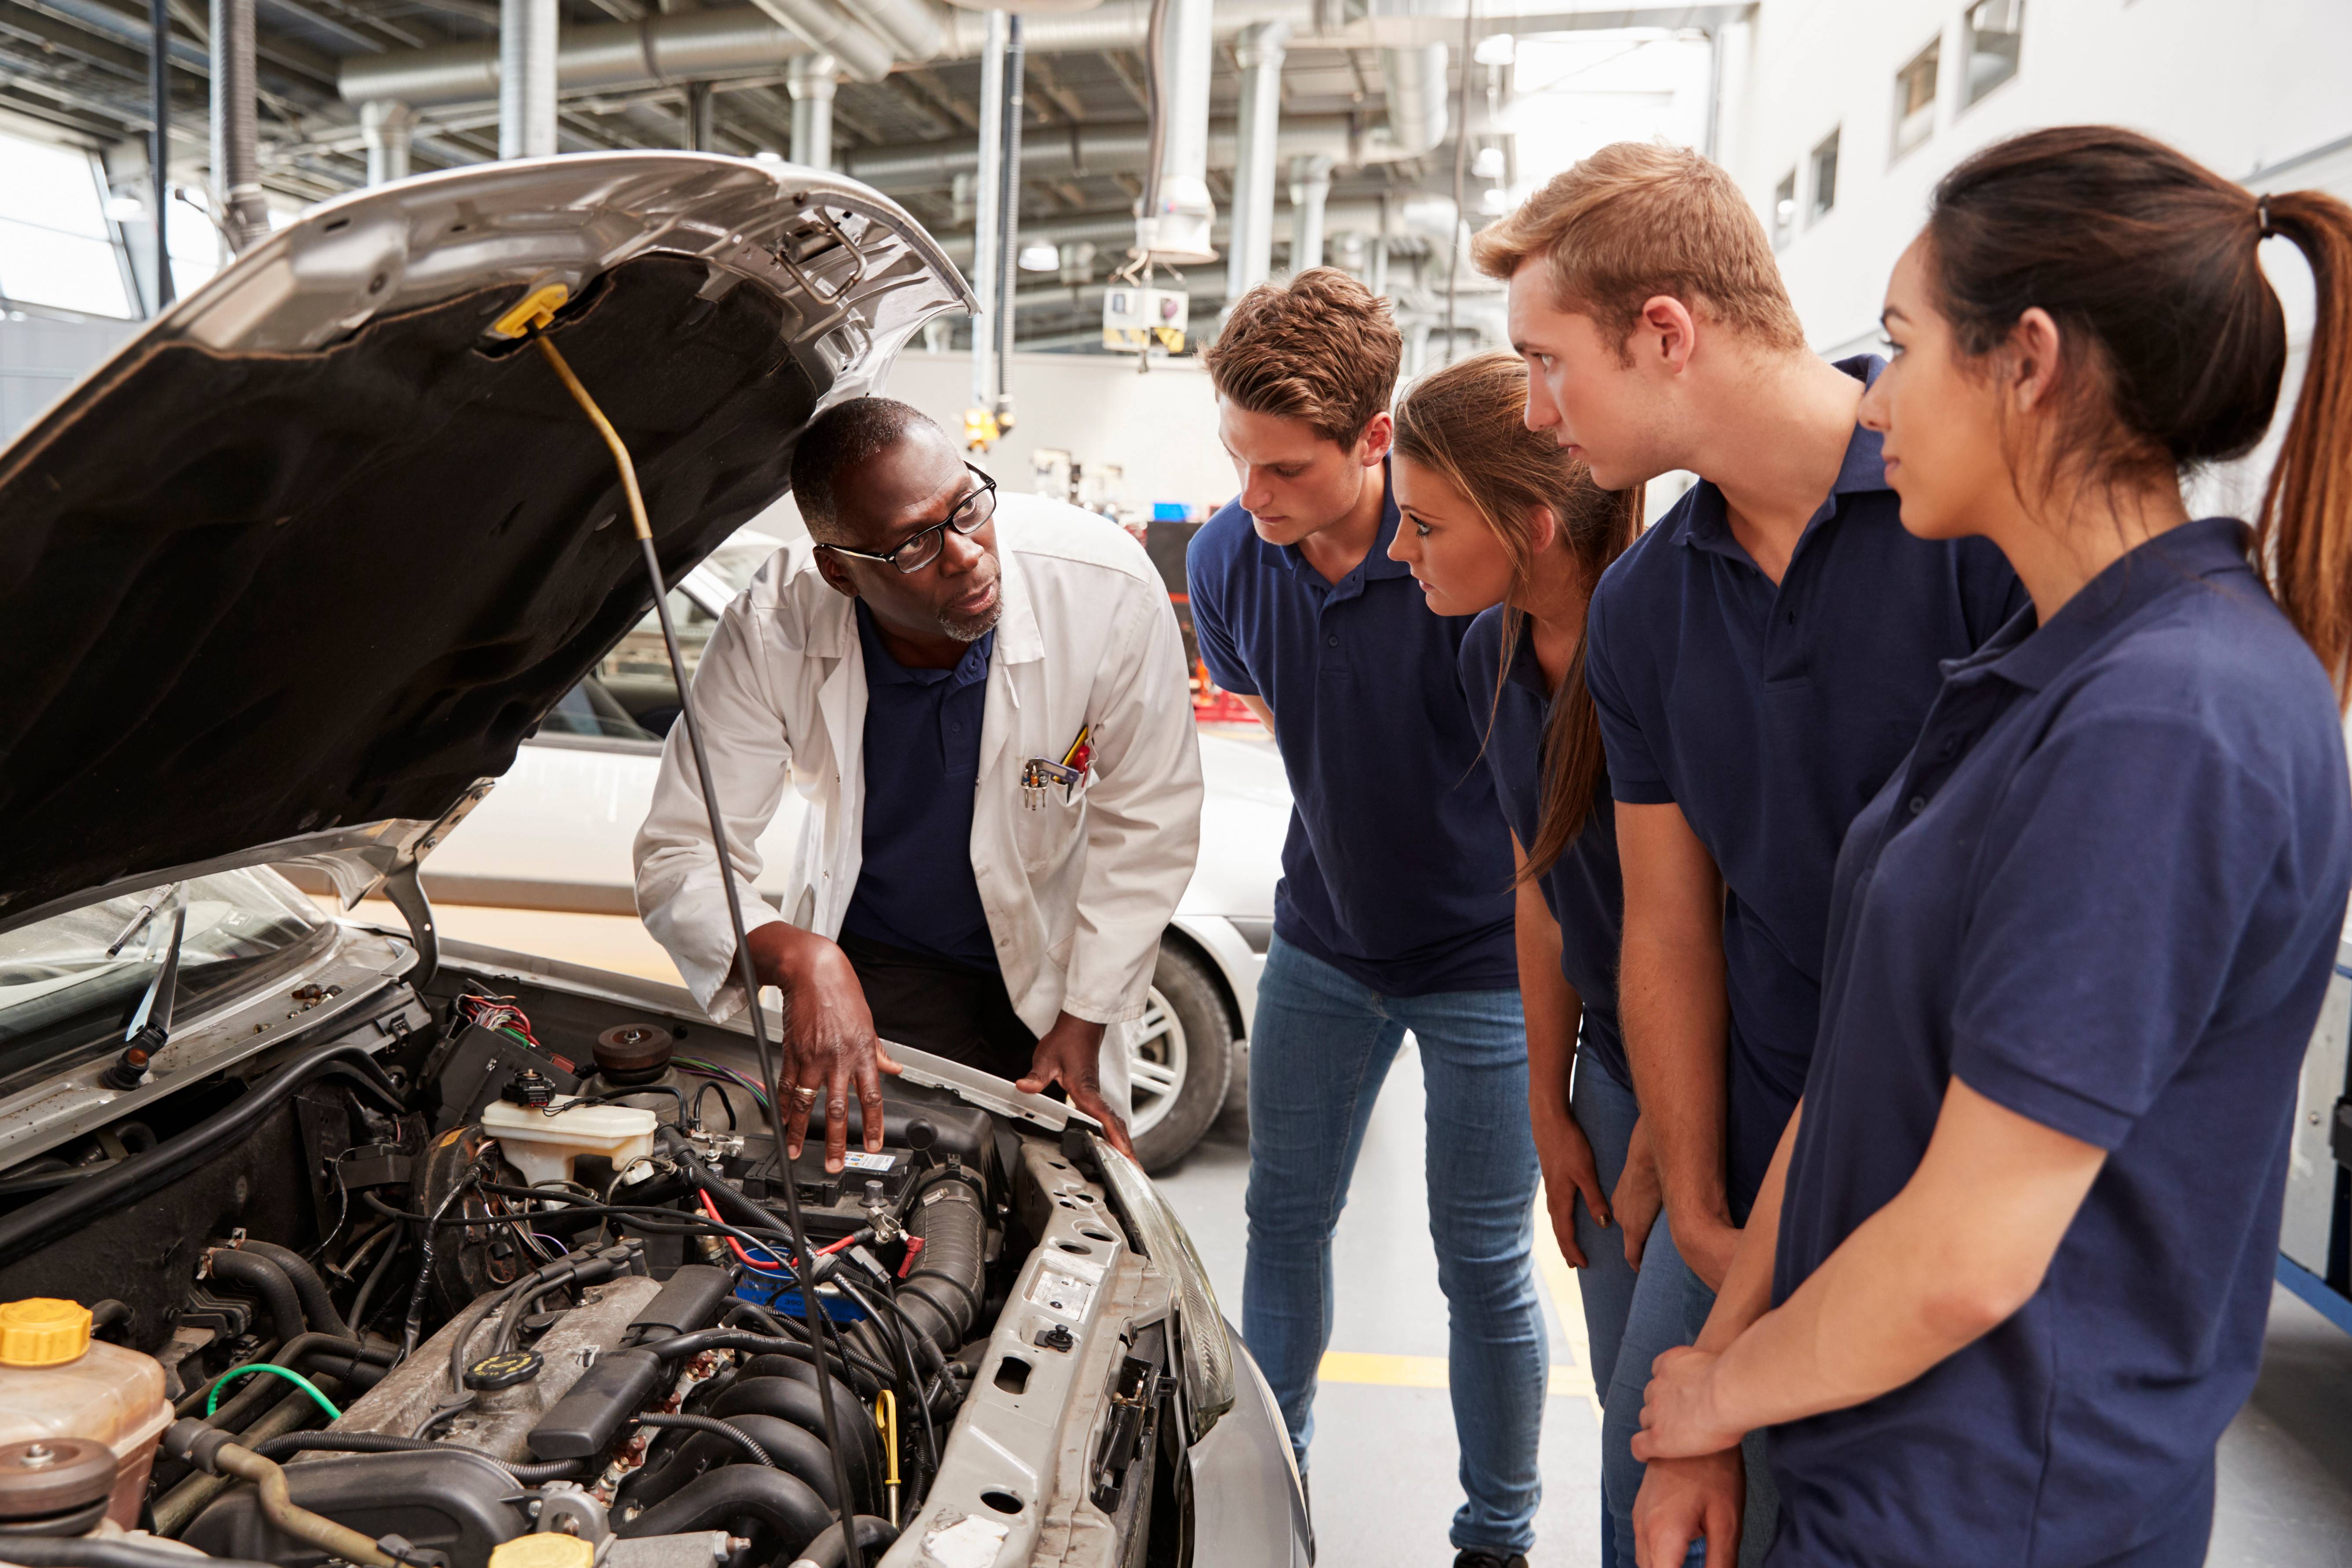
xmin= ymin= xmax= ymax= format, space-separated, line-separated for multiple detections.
xmin=489 ymin=1535 xmax=596 ymax=1568
xmin=0 ymin=1298 xmax=91 ymax=1366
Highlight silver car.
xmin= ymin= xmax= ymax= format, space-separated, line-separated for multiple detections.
xmin=0 ymin=156 xmax=1308 ymax=1568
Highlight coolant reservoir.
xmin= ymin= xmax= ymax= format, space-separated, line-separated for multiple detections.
xmin=481 ymin=1097 xmax=659 ymax=1187
xmin=0 ymin=1299 xmax=172 ymax=1527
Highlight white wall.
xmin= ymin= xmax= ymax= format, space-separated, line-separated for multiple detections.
xmin=1721 ymin=0 xmax=2352 ymax=360
xmin=878 ymin=348 xmax=1237 ymax=515
xmin=0 ymin=311 xmax=136 ymax=441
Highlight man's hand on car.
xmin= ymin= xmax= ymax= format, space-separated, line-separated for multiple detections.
xmin=740 ymin=920 xmax=901 ymax=1172
xmin=1018 ymin=1013 xmax=1136 ymax=1161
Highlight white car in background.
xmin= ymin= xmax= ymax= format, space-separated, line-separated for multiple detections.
xmin=424 ymin=526 xmax=1289 ymax=1170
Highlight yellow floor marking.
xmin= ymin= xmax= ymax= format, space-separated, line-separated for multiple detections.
xmin=1316 ymin=1350 xmax=1593 ymax=1402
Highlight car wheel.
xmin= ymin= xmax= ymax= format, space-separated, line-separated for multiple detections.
xmin=1129 ymin=943 xmax=1235 ymax=1172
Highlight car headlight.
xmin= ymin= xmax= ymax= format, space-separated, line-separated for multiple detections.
xmin=1097 ymin=1140 xmax=1235 ymax=1440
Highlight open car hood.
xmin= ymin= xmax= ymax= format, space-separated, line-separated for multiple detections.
xmin=0 ymin=154 xmax=968 ymax=936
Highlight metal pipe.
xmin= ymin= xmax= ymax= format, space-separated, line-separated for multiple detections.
xmin=968 ymin=7 xmax=1005 ymax=410
xmin=786 ymin=52 xmax=834 ymax=166
xmin=833 ymin=0 xmax=940 ymax=62
xmin=996 ymin=13 xmax=1021 ymax=407
xmin=684 ymin=78 xmax=713 ymax=149
xmin=1288 ymin=153 xmax=1330 ymax=272
xmin=148 ymin=0 xmax=173 ymax=309
xmin=1226 ymin=18 xmax=1288 ymax=298
xmin=208 ymin=0 xmax=266 ymax=250
xmin=1136 ymin=0 xmax=1214 ymax=262
xmin=337 ymin=3 xmax=1745 ymax=110
xmin=1366 ymin=42 xmax=1447 ymax=161
xmin=747 ymin=0 xmax=893 ymax=83
xmin=497 ymin=0 xmax=556 ymax=156
xmin=359 ymin=98 xmax=415 ymax=184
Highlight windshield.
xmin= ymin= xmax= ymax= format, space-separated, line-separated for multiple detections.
xmin=0 ymin=870 xmax=328 ymax=1090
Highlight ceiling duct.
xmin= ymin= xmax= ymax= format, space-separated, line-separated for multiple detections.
xmin=1133 ymin=0 xmax=1216 ymax=264
xmin=746 ymin=0 xmax=894 ymax=82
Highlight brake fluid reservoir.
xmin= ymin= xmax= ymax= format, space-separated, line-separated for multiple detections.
xmin=0 ymin=1299 xmax=172 ymax=1527
xmin=481 ymin=1097 xmax=659 ymax=1187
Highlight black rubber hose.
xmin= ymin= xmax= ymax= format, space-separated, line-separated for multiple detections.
xmin=619 ymin=1415 xmax=845 ymax=1514
xmin=236 ymin=1240 xmax=356 ymax=1341
xmin=247 ymin=1431 xmax=586 ymax=1483
xmin=204 ymin=1248 xmax=308 ymax=1345
xmin=0 ymin=1039 xmax=402 ymax=1260
xmin=179 ymin=1335 xmax=395 ymax=1421
xmin=711 ymin=1379 xmax=880 ymax=1511
xmin=792 ymin=1518 xmax=899 ymax=1568
xmin=0 ymin=1500 xmax=110 ymax=1535
xmin=0 ymin=1539 xmax=279 ymax=1568
xmin=347 ymin=1227 xmax=404 ymax=1334
xmin=612 ymin=1466 xmax=832 ymax=1560
xmin=887 ymin=1181 xmax=986 ymax=1355
xmin=642 ymin=1332 xmax=889 ymax=1398
xmin=89 ymin=1299 xmax=131 ymax=1335
xmin=635 ymin=1413 xmax=772 ymax=1468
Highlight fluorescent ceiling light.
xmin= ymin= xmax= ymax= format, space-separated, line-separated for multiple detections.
xmin=1017 ymin=242 xmax=1060 ymax=271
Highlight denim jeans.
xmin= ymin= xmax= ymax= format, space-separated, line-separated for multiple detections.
xmin=1569 ymin=1054 xmax=1642 ymax=1565
xmin=1600 ymin=1204 xmax=1779 ymax=1568
xmin=1241 ymin=935 xmax=1547 ymax=1557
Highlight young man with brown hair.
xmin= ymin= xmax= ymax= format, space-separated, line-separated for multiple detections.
xmin=1471 ymin=145 xmax=2022 ymax=1565
xmin=1188 ymin=269 xmax=1550 ymax=1568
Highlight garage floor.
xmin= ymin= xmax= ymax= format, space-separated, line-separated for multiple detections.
xmin=353 ymin=900 xmax=2352 ymax=1567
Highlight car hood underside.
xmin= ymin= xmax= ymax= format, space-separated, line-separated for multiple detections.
xmin=0 ymin=155 xmax=965 ymax=932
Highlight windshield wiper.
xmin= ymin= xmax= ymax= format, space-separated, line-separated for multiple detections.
xmin=105 ymin=883 xmax=182 ymax=958
xmin=108 ymin=901 xmax=186 ymax=1089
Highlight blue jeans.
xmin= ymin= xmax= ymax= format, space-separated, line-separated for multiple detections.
xmin=1569 ymin=1055 xmax=1642 ymax=1565
xmin=1241 ymin=935 xmax=1547 ymax=1557
xmin=1601 ymin=1207 xmax=1779 ymax=1567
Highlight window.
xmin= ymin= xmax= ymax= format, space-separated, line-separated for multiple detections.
xmin=1773 ymin=170 xmax=1798 ymax=248
xmin=1809 ymin=130 xmax=1840 ymax=224
xmin=1892 ymin=37 xmax=1940 ymax=158
xmin=1965 ymin=0 xmax=2024 ymax=106
xmin=0 ymin=133 xmax=130 ymax=318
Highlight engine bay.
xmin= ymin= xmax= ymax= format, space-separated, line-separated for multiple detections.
xmin=0 ymin=951 xmax=1198 ymax=1568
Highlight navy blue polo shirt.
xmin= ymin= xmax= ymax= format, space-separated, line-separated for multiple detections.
xmin=837 ymin=601 xmax=999 ymax=971
xmin=1187 ymin=469 xmax=1517 ymax=995
xmin=1583 ymin=356 xmax=2024 ymax=1209
xmin=1456 ymin=607 xmax=1626 ymax=1088
xmin=1769 ymin=517 xmax=2352 ymax=1567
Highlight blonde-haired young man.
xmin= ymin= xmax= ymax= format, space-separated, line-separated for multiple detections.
xmin=1187 ymin=269 xmax=1545 ymax=1568
xmin=1473 ymin=145 xmax=2022 ymax=1565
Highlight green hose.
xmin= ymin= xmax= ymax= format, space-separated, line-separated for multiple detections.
xmin=204 ymin=1363 xmax=341 ymax=1420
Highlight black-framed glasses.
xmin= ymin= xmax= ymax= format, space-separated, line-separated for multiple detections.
xmin=820 ymin=465 xmax=999 ymax=573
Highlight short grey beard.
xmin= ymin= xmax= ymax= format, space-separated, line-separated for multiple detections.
xmin=938 ymin=600 xmax=1003 ymax=643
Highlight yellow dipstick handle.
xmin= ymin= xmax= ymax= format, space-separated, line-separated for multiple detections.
xmin=535 ymin=335 xmax=654 ymax=544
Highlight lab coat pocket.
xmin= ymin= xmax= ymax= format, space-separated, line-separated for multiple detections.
xmin=1014 ymin=775 xmax=1089 ymax=871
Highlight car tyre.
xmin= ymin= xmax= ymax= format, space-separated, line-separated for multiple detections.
xmin=1129 ymin=943 xmax=1235 ymax=1172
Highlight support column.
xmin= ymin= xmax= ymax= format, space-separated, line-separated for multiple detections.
xmin=1226 ymin=18 xmax=1289 ymax=300
xmin=684 ymin=80 xmax=714 ymax=150
xmin=1289 ymin=153 xmax=1332 ymax=273
xmin=360 ymin=99 xmax=416 ymax=186
xmin=969 ymin=9 xmax=1006 ymax=411
xmin=498 ymin=0 xmax=557 ymax=159
xmin=147 ymin=0 xmax=173 ymax=308
xmin=786 ymin=53 xmax=835 ymax=167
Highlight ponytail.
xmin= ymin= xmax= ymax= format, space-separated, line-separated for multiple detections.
xmin=1925 ymin=126 xmax=2352 ymax=706
xmin=2254 ymin=190 xmax=2352 ymax=706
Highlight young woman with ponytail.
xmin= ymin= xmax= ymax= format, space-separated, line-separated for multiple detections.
xmin=1630 ymin=126 xmax=2352 ymax=1567
xmin=1385 ymin=350 xmax=1649 ymax=1563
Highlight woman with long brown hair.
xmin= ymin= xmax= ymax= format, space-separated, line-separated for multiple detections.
xmin=1386 ymin=349 xmax=1649 ymax=1565
xmin=1630 ymin=127 xmax=2352 ymax=1567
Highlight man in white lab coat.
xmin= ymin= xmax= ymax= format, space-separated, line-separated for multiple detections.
xmin=634 ymin=397 xmax=1202 ymax=1171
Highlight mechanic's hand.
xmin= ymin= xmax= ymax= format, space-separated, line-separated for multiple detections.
xmin=1016 ymin=1014 xmax=1135 ymax=1162
xmin=1613 ymin=1117 xmax=1664 ymax=1271
xmin=1632 ymin=1448 xmax=1744 ymax=1568
xmin=741 ymin=921 xmax=901 ymax=1173
xmin=1633 ymin=1346 xmax=1743 ymax=1462
xmin=1533 ymin=1110 xmax=1609 ymax=1268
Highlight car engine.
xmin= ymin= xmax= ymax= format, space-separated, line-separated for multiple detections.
xmin=0 ymin=959 xmax=1207 ymax=1568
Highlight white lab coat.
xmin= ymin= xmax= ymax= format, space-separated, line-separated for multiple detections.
xmin=633 ymin=495 xmax=1204 ymax=1113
